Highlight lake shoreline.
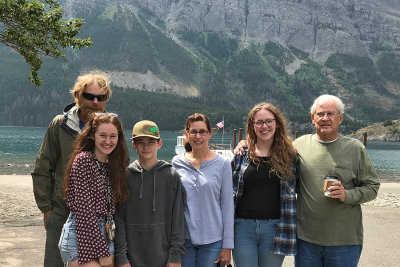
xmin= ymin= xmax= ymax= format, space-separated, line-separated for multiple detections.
xmin=2 ymin=127 xmax=400 ymax=180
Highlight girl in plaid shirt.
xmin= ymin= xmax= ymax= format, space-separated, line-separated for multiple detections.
xmin=232 ymin=103 xmax=299 ymax=267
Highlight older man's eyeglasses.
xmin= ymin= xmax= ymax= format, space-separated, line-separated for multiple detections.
xmin=188 ymin=129 xmax=209 ymax=136
xmin=254 ymin=119 xmax=275 ymax=128
xmin=82 ymin=92 xmax=108 ymax=102
xmin=315 ymin=111 xmax=337 ymax=119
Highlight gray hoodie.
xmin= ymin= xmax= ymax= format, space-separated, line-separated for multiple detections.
xmin=114 ymin=160 xmax=185 ymax=267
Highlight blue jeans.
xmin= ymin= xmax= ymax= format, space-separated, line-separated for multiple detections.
xmin=295 ymin=239 xmax=362 ymax=267
xmin=182 ymin=239 xmax=223 ymax=267
xmin=233 ymin=218 xmax=284 ymax=267
xmin=58 ymin=213 xmax=114 ymax=266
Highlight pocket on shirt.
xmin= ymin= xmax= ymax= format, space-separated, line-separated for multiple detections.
xmin=332 ymin=163 xmax=354 ymax=187
xmin=127 ymin=223 xmax=169 ymax=266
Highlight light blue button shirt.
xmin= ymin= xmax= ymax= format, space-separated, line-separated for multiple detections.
xmin=172 ymin=153 xmax=234 ymax=249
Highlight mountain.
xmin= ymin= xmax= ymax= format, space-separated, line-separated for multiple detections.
xmin=132 ymin=0 xmax=400 ymax=61
xmin=1 ymin=0 xmax=399 ymax=134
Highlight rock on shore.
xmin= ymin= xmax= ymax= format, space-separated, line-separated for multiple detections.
xmin=350 ymin=120 xmax=400 ymax=142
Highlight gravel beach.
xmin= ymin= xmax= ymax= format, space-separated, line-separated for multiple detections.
xmin=0 ymin=175 xmax=399 ymax=267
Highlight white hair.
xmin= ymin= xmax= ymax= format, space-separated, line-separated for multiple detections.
xmin=310 ymin=94 xmax=345 ymax=114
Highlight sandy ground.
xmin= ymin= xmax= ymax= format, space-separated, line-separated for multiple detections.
xmin=0 ymin=175 xmax=399 ymax=267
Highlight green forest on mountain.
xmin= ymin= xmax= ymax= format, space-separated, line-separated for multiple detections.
xmin=1 ymin=4 xmax=399 ymax=135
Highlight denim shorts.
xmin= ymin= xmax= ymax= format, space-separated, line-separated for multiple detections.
xmin=58 ymin=212 xmax=114 ymax=265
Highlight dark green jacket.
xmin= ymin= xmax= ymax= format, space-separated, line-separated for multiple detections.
xmin=32 ymin=103 xmax=81 ymax=217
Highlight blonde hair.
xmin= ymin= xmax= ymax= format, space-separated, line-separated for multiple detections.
xmin=246 ymin=103 xmax=297 ymax=179
xmin=70 ymin=71 xmax=111 ymax=106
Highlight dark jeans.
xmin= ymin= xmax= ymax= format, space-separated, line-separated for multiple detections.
xmin=295 ymin=239 xmax=362 ymax=267
xmin=44 ymin=211 xmax=67 ymax=267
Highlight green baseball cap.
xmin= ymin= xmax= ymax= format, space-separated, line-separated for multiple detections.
xmin=132 ymin=120 xmax=160 ymax=139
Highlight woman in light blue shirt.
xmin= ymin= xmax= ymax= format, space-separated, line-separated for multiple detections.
xmin=172 ymin=113 xmax=234 ymax=267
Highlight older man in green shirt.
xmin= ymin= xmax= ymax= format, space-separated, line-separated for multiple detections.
xmin=293 ymin=94 xmax=379 ymax=267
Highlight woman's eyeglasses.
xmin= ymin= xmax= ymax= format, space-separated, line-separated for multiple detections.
xmin=254 ymin=119 xmax=275 ymax=128
xmin=188 ymin=129 xmax=209 ymax=136
xmin=94 ymin=112 xmax=118 ymax=117
xmin=82 ymin=92 xmax=108 ymax=102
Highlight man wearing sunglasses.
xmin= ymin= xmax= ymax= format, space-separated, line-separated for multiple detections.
xmin=32 ymin=71 xmax=111 ymax=267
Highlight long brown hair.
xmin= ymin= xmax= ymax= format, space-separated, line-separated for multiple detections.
xmin=246 ymin=103 xmax=296 ymax=179
xmin=184 ymin=113 xmax=212 ymax=152
xmin=62 ymin=113 xmax=130 ymax=203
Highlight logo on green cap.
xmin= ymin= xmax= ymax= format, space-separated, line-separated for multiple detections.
xmin=149 ymin=126 xmax=158 ymax=133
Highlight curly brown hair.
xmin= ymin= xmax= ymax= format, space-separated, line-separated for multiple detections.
xmin=246 ymin=103 xmax=297 ymax=179
xmin=62 ymin=113 xmax=130 ymax=203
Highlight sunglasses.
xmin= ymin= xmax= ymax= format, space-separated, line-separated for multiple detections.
xmin=82 ymin=92 xmax=108 ymax=102
xmin=95 ymin=112 xmax=118 ymax=117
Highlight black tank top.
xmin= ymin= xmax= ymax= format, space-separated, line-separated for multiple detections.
xmin=235 ymin=157 xmax=281 ymax=219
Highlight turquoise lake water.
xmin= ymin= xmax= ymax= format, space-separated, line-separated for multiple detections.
xmin=1 ymin=126 xmax=399 ymax=181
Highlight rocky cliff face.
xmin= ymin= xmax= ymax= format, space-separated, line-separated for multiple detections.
xmin=133 ymin=0 xmax=400 ymax=61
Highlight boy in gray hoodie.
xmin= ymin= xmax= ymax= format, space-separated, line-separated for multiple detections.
xmin=115 ymin=120 xmax=185 ymax=267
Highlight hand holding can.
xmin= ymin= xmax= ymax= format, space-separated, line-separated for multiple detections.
xmin=323 ymin=176 xmax=339 ymax=197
